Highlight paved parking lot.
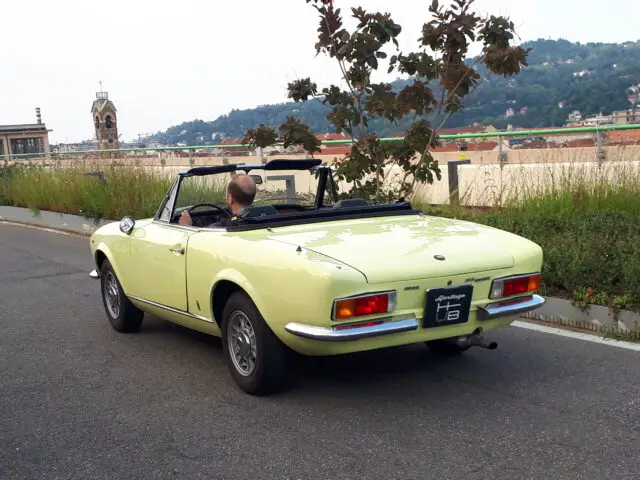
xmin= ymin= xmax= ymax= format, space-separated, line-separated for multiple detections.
xmin=1 ymin=222 xmax=639 ymax=480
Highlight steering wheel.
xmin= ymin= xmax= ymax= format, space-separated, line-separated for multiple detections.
xmin=186 ymin=202 xmax=231 ymax=218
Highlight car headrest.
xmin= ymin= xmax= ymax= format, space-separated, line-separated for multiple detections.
xmin=332 ymin=198 xmax=369 ymax=209
xmin=236 ymin=205 xmax=278 ymax=218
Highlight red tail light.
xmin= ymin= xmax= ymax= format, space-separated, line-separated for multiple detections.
xmin=332 ymin=291 xmax=396 ymax=320
xmin=490 ymin=273 xmax=541 ymax=299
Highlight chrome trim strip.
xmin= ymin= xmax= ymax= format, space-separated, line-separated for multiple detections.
xmin=285 ymin=316 xmax=418 ymax=342
xmin=128 ymin=295 xmax=214 ymax=323
xmin=89 ymin=269 xmax=100 ymax=279
xmin=477 ymin=294 xmax=545 ymax=321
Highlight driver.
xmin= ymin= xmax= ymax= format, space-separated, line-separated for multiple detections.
xmin=179 ymin=173 xmax=257 ymax=227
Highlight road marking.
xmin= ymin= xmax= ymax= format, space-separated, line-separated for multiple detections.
xmin=512 ymin=320 xmax=640 ymax=352
xmin=0 ymin=221 xmax=89 ymax=238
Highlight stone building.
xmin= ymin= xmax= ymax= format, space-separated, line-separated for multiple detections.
xmin=0 ymin=108 xmax=51 ymax=158
xmin=91 ymin=88 xmax=120 ymax=150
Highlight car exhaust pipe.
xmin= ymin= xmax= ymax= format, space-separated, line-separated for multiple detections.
xmin=456 ymin=331 xmax=498 ymax=350
xmin=469 ymin=335 xmax=498 ymax=349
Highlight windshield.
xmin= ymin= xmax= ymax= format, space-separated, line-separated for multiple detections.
xmin=175 ymin=168 xmax=331 ymax=212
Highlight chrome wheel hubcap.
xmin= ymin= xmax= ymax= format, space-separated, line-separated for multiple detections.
xmin=227 ymin=311 xmax=257 ymax=376
xmin=104 ymin=271 xmax=120 ymax=318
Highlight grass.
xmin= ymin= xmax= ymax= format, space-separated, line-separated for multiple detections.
xmin=3 ymin=163 xmax=177 ymax=220
xmin=3 ymin=158 xmax=640 ymax=314
xmin=413 ymin=158 xmax=640 ymax=313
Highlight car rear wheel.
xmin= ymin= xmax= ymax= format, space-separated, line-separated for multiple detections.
xmin=221 ymin=291 xmax=288 ymax=395
xmin=425 ymin=338 xmax=470 ymax=355
xmin=100 ymin=259 xmax=144 ymax=333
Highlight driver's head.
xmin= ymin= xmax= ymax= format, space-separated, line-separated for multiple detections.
xmin=226 ymin=173 xmax=256 ymax=214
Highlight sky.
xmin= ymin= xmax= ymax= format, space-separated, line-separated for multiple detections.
xmin=1 ymin=0 xmax=637 ymax=144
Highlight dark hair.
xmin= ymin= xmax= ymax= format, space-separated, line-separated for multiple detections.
xmin=227 ymin=174 xmax=256 ymax=206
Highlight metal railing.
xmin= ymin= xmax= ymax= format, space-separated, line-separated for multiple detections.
xmin=2 ymin=123 xmax=639 ymax=160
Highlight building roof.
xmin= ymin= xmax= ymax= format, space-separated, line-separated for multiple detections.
xmin=91 ymin=98 xmax=118 ymax=113
xmin=606 ymin=129 xmax=640 ymax=144
xmin=438 ymin=125 xmax=490 ymax=135
xmin=315 ymin=132 xmax=352 ymax=142
xmin=321 ymin=146 xmax=352 ymax=155
xmin=0 ymin=124 xmax=48 ymax=134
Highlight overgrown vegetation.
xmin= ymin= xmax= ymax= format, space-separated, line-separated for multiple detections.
xmin=415 ymin=162 xmax=640 ymax=312
xmin=2 ymin=163 xmax=174 ymax=220
xmin=3 ymin=158 xmax=639 ymax=313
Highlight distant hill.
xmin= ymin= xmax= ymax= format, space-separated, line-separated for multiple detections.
xmin=149 ymin=39 xmax=640 ymax=146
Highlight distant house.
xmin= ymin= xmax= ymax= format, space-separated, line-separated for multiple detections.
xmin=612 ymin=108 xmax=640 ymax=125
xmin=217 ymin=137 xmax=253 ymax=155
xmin=435 ymin=124 xmax=499 ymax=144
xmin=0 ymin=108 xmax=51 ymax=158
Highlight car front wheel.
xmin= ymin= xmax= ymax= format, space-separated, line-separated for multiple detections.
xmin=221 ymin=291 xmax=288 ymax=395
xmin=100 ymin=259 xmax=144 ymax=333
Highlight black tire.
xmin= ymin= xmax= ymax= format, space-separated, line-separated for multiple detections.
xmin=100 ymin=259 xmax=144 ymax=333
xmin=425 ymin=338 xmax=470 ymax=355
xmin=221 ymin=291 xmax=288 ymax=395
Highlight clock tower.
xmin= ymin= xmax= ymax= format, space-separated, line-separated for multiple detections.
xmin=91 ymin=81 xmax=120 ymax=150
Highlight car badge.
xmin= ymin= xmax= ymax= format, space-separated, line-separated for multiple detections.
xmin=434 ymin=254 xmax=445 ymax=261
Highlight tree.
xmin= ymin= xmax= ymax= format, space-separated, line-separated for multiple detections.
xmin=279 ymin=0 xmax=529 ymax=201
xmin=241 ymin=119 xmax=321 ymax=162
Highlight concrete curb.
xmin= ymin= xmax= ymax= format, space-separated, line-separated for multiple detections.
xmin=0 ymin=206 xmax=114 ymax=235
xmin=523 ymin=296 xmax=640 ymax=339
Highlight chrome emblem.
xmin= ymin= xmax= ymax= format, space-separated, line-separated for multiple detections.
xmin=434 ymin=254 xmax=445 ymax=261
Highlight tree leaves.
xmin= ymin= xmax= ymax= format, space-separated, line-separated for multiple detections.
xmin=287 ymin=78 xmax=318 ymax=102
xmin=241 ymin=124 xmax=278 ymax=149
xmin=243 ymin=0 xmax=528 ymax=201
xmin=278 ymin=117 xmax=322 ymax=154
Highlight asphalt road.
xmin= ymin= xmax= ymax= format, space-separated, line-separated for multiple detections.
xmin=1 ymin=222 xmax=639 ymax=480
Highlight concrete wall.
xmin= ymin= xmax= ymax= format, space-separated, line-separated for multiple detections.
xmin=10 ymin=147 xmax=640 ymax=208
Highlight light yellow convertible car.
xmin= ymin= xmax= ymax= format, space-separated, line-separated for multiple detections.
xmin=89 ymin=159 xmax=545 ymax=395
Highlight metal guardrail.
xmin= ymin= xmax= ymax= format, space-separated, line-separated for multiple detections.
xmin=2 ymin=123 xmax=639 ymax=160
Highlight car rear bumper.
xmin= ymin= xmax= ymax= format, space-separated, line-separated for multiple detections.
xmin=476 ymin=294 xmax=545 ymax=321
xmin=284 ymin=294 xmax=545 ymax=342
xmin=285 ymin=316 xmax=419 ymax=342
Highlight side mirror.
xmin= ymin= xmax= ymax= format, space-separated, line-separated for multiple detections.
xmin=249 ymin=174 xmax=263 ymax=185
xmin=119 ymin=216 xmax=135 ymax=235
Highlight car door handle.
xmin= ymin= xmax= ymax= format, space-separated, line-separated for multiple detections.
xmin=169 ymin=247 xmax=185 ymax=255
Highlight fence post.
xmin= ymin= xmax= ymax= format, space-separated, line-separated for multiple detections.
xmin=596 ymin=130 xmax=606 ymax=165
xmin=448 ymin=159 xmax=471 ymax=206
xmin=267 ymin=175 xmax=297 ymax=203
xmin=498 ymin=135 xmax=508 ymax=167
xmin=1 ymin=165 xmax=7 ymax=200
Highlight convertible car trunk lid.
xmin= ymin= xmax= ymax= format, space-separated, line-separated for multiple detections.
xmin=268 ymin=214 xmax=515 ymax=283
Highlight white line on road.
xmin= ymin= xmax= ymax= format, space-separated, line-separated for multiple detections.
xmin=512 ymin=320 xmax=640 ymax=352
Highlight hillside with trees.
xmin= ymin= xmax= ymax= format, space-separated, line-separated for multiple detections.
xmin=149 ymin=38 xmax=640 ymax=145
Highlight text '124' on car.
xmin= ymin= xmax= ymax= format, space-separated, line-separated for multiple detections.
xmin=89 ymin=158 xmax=545 ymax=395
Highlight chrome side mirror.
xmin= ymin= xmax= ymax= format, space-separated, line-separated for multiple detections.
xmin=119 ymin=216 xmax=135 ymax=234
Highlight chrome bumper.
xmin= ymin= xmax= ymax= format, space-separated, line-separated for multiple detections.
xmin=285 ymin=317 xmax=419 ymax=342
xmin=285 ymin=295 xmax=546 ymax=342
xmin=89 ymin=269 xmax=100 ymax=279
xmin=477 ymin=294 xmax=545 ymax=321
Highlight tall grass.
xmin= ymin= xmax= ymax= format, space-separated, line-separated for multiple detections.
xmin=2 ymin=163 xmax=224 ymax=220
xmin=414 ymin=158 xmax=640 ymax=310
